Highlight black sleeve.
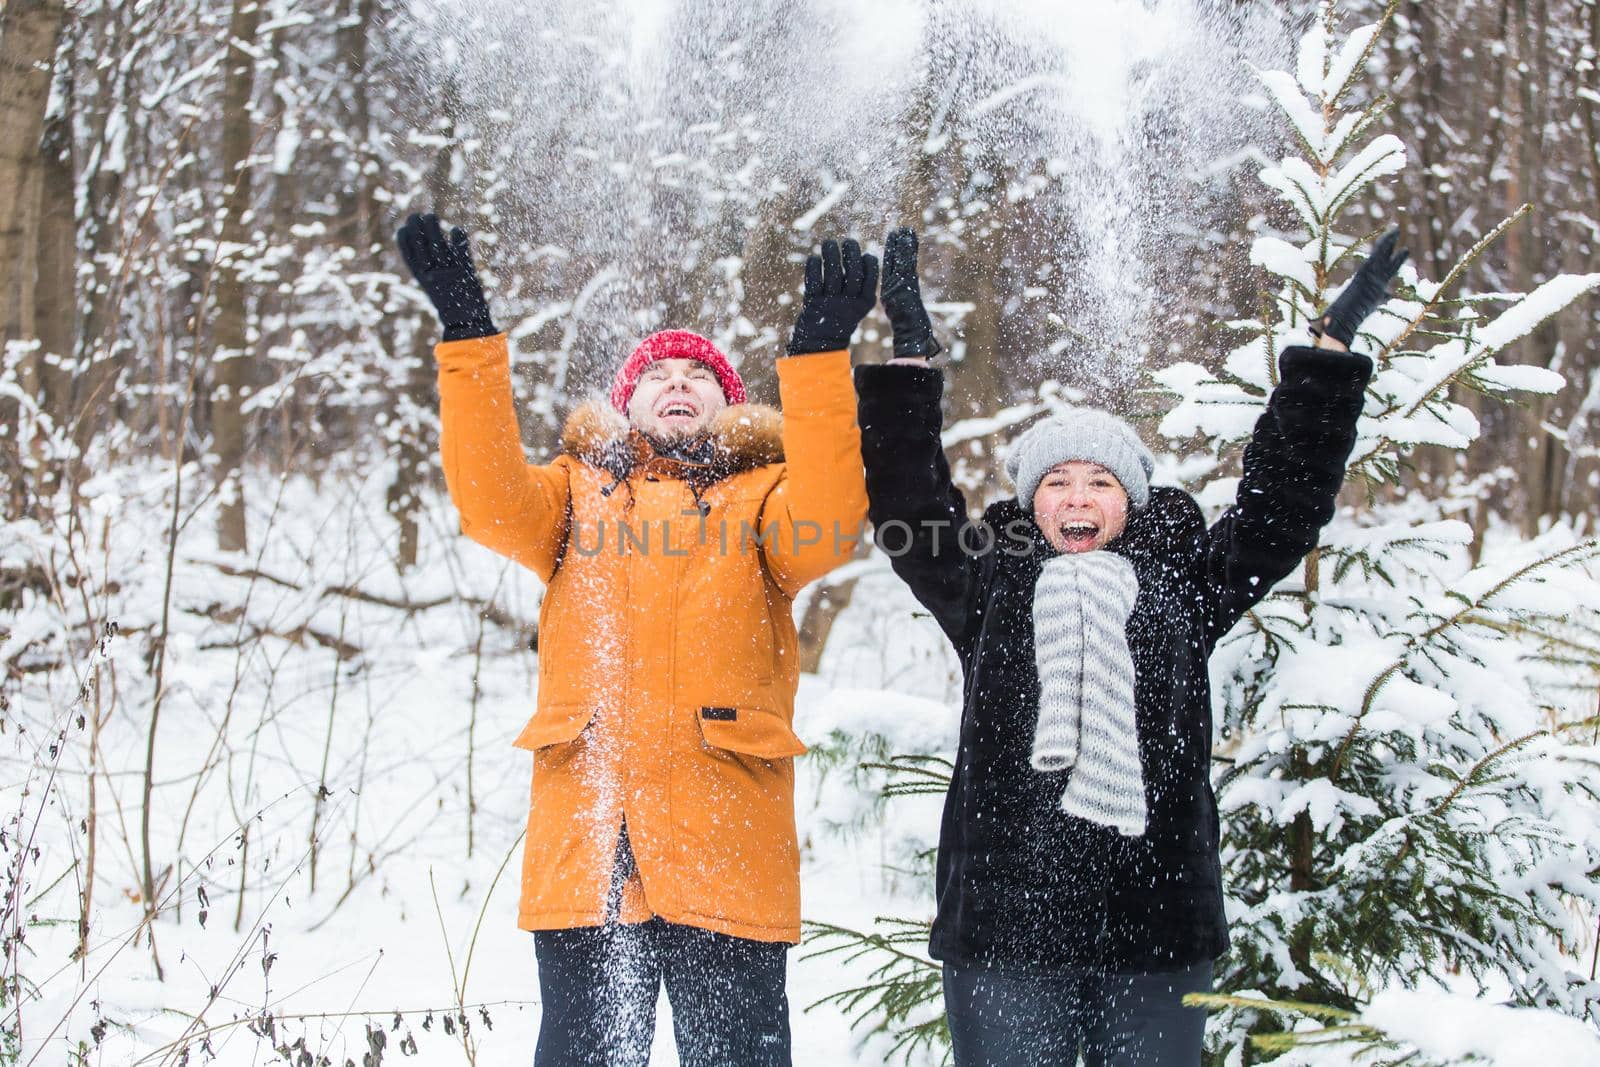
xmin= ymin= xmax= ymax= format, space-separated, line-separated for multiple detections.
xmin=855 ymin=364 xmax=981 ymax=647
xmin=1202 ymin=345 xmax=1373 ymax=646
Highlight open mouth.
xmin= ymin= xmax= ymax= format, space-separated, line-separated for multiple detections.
xmin=1058 ymin=520 xmax=1100 ymax=552
xmin=656 ymin=400 xmax=699 ymax=420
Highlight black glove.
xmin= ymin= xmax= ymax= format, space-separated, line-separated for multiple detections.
xmin=396 ymin=212 xmax=498 ymax=342
xmin=1311 ymin=229 xmax=1409 ymax=348
xmin=879 ymin=227 xmax=942 ymax=359
xmin=787 ymin=238 xmax=879 ymax=355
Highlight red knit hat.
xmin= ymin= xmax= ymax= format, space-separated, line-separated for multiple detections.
xmin=609 ymin=330 xmax=747 ymax=413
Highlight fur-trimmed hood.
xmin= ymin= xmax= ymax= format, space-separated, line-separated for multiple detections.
xmin=558 ymin=399 xmax=784 ymax=481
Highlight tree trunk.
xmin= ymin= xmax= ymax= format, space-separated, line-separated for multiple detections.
xmin=1509 ymin=0 xmax=1563 ymax=535
xmin=36 ymin=73 xmax=81 ymax=457
xmin=210 ymin=0 xmax=263 ymax=552
xmin=389 ymin=67 xmax=459 ymax=570
xmin=76 ymin=7 xmax=132 ymax=458
xmin=0 ymin=0 xmax=68 ymax=514
xmin=731 ymin=193 xmax=810 ymax=406
xmin=796 ymin=543 xmax=868 ymax=675
xmin=0 ymin=0 xmax=66 ymax=348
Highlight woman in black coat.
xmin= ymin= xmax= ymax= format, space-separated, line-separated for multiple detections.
xmin=859 ymin=229 xmax=1405 ymax=1066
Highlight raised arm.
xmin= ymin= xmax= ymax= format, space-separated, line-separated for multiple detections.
xmin=758 ymin=238 xmax=875 ymax=595
xmin=1202 ymin=231 xmax=1405 ymax=643
xmin=759 ymin=350 xmax=869 ymax=595
xmin=399 ymin=213 xmax=572 ymax=581
xmin=1201 ymin=344 xmax=1371 ymax=644
xmin=851 ymin=229 xmax=979 ymax=644
xmin=436 ymin=334 xmax=573 ymax=581
xmin=854 ymin=362 xmax=979 ymax=646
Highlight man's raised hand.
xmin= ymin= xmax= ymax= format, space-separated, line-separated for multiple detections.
xmin=787 ymin=238 xmax=880 ymax=355
xmin=396 ymin=212 xmax=498 ymax=342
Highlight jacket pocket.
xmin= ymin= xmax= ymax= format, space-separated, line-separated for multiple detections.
xmin=693 ymin=704 xmax=808 ymax=760
xmin=511 ymin=702 xmax=598 ymax=751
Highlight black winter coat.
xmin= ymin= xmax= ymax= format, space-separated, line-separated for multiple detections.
xmin=854 ymin=347 xmax=1372 ymax=974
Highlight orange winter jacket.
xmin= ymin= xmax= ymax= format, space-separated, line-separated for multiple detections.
xmin=436 ymin=333 xmax=867 ymax=943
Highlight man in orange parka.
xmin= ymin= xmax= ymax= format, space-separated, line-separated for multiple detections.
xmin=396 ymin=213 xmax=874 ymax=1067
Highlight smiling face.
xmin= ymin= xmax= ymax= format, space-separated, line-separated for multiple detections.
xmin=1033 ymin=461 xmax=1130 ymax=554
xmin=625 ymin=358 xmax=728 ymax=442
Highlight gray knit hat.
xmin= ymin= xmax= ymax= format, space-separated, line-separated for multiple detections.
xmin=1004 ymin=407 xmax=1155 ymax=512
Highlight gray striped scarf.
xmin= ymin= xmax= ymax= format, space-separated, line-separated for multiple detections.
xmin=1030 ymin=551 xmax=1147 ymax=837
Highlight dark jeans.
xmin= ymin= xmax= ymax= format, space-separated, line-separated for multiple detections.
xmin=532 ymin=828 xmax=790 ymax=1066
xmin=943 ymin=959 xmax=1213 ymax=1067
xmin=533 ymin=919 xmax=791 ymax=1066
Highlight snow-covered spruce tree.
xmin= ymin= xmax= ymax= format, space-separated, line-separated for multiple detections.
xmin=1153 ymin=3 xmax=1600 ymax=1060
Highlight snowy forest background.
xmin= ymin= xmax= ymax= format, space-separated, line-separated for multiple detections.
xmin=6 ymin=0 xmax=1600 ymax=1063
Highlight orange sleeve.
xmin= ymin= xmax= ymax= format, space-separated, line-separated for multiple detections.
xmin=758 ymin=349 xmax=869 ymax=597
xmin=436 ymin=333 xmax=571 ymax=581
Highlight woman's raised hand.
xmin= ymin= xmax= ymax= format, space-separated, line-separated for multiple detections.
xmin=880 ymin=227 xmax=942 ymax=360
xmin=1311 ymin=229 xmax=1409 ymax=350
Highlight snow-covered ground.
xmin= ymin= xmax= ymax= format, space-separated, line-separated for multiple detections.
xmin=8 ymin=460 xmax=1600 ymax=1065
